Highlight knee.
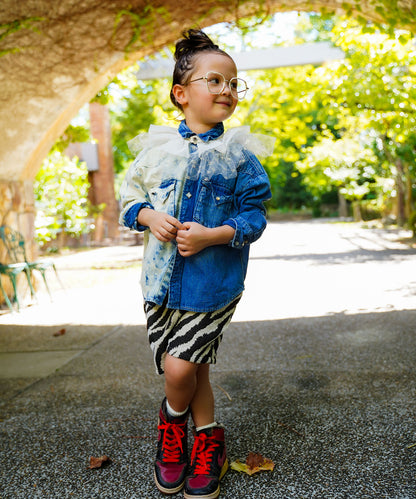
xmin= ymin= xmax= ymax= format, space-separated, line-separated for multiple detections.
xmin=164 ymin=355 xmax=197 ymax=389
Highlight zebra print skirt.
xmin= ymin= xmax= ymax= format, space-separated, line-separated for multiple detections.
xmin=144 ymin=295 xmax=242 ymax=375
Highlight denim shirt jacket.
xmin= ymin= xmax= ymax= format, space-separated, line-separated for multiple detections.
xmin=119 ymin=121 xmax=273 ymax=312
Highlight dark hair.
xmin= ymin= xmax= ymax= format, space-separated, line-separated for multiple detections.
xmin=170 ymin=29 xmax=232 ymax=110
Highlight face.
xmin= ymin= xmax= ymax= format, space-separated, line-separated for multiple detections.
xmin=172 ymin=52 xmax=239 ymax=134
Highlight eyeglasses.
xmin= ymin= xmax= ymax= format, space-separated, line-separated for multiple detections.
xmin=188 ymin=71 xmax=249 ymax=100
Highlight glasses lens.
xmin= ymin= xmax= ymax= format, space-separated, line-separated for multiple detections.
xmin=230 ymin=77 xmax=248 ymax=100
xmin=206 ymin=72 xmax=225 ymax=94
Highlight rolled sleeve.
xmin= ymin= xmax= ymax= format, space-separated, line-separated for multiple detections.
xmin=224 ymin=150 xmax=271 ymax=250
xmin=123 ymin=202 xmax=153 ymax=231
xmin=119 ymin=154 xmax=153 ymax=231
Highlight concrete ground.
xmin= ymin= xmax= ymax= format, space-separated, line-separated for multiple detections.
xmin=0 ymin=220 xmax=415 ymax=498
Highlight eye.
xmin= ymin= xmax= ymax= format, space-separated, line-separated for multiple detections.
xmin=208 ymin=76 xmax=221 ymax=85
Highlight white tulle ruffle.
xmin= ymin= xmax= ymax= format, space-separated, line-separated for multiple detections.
xmin=128 ymin=125 xmax=275 ymax=180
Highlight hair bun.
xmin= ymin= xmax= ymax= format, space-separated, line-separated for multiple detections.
xmin=174 ymin=29 xmax=219 ymax=61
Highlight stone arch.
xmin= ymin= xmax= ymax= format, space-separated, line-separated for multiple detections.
xmin=1 ymin=0 xmax=415 ymax=183
xmin=0 ymin=0 xmax=415 ymax=304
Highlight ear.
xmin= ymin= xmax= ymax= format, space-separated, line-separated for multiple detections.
xmin=172 ymin=84 xmax=188 ymax=106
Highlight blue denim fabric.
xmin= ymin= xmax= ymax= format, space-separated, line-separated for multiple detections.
xmin=119 ymin=121 xmax=271 ymax=312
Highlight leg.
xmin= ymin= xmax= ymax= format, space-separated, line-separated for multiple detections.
xmin=164 ymin=353 xmax=198 ymax=413
xmin=154 ymin=354 xmax=196 ymax=494
xmin=190 ymin=363 xmax=215 ymax=428
xmin=185 ymin=365 xmax=228 ymax=498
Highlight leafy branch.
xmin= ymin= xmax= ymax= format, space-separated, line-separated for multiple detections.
xmin=112 ymin=5 xmax=171 ymax=53
xmin=0 ymin=17 xmax=45 ymax=57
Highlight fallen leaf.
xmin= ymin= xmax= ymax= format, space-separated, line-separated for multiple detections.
xmin=230 ymin=452 xmax=275 ymax=475
xmin=53 ymin=328 xmax=66 ymax=337
xmin=88 ymin=455 xmax=111 ymax=469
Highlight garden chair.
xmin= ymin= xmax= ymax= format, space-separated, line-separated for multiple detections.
xmin=0 ymin=260 xmax=34 ymax=312
xmin=0 ymin=225 xmax=62 ymax=304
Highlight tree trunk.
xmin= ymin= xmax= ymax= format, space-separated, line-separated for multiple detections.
xmin=338 ymin=190 xmax=348 ymax=218
xmin=352 ymin=201 xmax=362 ymax=221
xmin=395 ymin=158 xmax=405 ymax=226
xmin=404 ymin=163 xmax=413 ymax=219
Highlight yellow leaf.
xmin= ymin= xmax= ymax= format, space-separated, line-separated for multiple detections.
xmin=230 ymin=452 xmax=275 ymax=476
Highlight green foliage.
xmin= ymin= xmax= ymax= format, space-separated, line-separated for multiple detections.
xmin=0 ymin=17 xmax=44 ymax=57
xmin=109 ymin=66 xmax=176 ymax=177
xmin=34 ymin=153 xmax=92 ymax=246
xmin=112 ymin=6 xmax=171 ymax=53
xmin=51 ymin=124 xmax=91 ymax=153
xmin=228 ymin=13 xmax=415 ymax=221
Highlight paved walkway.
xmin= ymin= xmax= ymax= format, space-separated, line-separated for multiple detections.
xmin=1 ymin=221 xmax=415 ymax=498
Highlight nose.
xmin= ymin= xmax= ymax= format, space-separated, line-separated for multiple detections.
xmin=221 ymin=82 xmax=232 ymax=95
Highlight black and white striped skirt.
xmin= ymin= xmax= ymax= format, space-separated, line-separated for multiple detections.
xmin=144 ymin=295 xmax=241 ymax=375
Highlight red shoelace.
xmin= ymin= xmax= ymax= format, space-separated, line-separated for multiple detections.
xmin=190 ymin=433 xmax=219 ymax=475
xmin=158 ymin=420 xmax=187 ymax=463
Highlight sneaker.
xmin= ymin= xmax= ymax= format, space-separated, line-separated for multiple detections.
xmin=184 ymin=425 xmax=228 ymax=499
xmin=154 ymin=398 xmax=189 ymax=494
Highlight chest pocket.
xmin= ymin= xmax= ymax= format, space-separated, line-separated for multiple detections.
xmin=148 ymin=179 xmax=176 ymax=216
xmin=194 ymin=181 xmax=234 ymax=228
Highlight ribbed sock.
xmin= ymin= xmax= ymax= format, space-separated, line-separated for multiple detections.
xmin=196 ymin=422 xmax=218 ymax=432
xmin=166 ymin=399 xmax=188 ymax=418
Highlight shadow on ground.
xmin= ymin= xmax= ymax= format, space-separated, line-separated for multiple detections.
xmin=1 ymin=308 xmax=415 ymax=498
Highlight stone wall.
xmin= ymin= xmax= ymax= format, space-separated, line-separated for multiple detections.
xmin=0 ymin=180 xmax=36 ymax=306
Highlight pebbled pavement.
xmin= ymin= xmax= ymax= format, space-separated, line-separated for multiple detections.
xmin=0 ymin=220 xmax=415 ymax=498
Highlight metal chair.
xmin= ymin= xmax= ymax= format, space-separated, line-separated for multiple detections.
xmin=0 ymin=225 xmax=62 ymax=306
xmin=0 ymin=261 xmax=34 ymax=312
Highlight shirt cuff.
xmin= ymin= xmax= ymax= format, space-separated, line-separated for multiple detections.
xmin=223 ymin=218 xmax=249 ymax=249
xmin=124 ymin=202 xmax=153 ymax=231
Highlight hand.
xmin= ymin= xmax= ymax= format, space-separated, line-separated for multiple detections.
xmin=138 ymin=208 xmax=184 ymax=243
xmin=176 ymin=222 xmax=210 ymax=257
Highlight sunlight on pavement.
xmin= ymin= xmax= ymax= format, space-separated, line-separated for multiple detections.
xmin=0 ymin=222 xmax=414 ymax=326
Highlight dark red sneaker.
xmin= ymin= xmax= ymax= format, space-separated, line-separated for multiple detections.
xmin=184 ymin=425 xmax=228 ymax=499
xmin=154 ymin=398 xmax=189 ymax=494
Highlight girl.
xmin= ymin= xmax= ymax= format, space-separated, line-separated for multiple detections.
xmin=119 ymin=29 xmax=273 ymax=499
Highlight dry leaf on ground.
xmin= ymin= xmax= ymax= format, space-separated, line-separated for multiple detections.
xmin=230 ymin=452 xmax=275 ymax=476
xmin=53 ymin=328 xmax=66 ymax=337
xmin=88 ymin=455 xmax=111 ymax=469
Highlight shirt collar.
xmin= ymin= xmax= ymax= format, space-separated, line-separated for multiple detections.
xmin=178 ymin=121 xmax=224 ymax=142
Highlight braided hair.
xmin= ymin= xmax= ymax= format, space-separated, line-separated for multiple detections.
xmin=170 ymin=29 xmax=233 ymax=110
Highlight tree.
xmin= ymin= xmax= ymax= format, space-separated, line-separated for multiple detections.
xmin=109 ymin=66 xmax=174 ymax=178
xmin=317 ymin=18 xmax=416 ymax=224
xmin=34 ymin=153 xmax=91 ymax=247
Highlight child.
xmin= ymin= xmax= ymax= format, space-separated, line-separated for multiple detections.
xmin=119 ymin=29 xmax=273 ymax=499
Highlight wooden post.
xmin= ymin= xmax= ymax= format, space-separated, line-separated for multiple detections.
xmin=89 ymin=102 xmax=119 ymax=241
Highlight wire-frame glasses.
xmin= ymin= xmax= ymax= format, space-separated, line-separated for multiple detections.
xmin=188 ymin=71 xmax=249 ymax=100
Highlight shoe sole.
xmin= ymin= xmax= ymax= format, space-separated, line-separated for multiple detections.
xmin=183 ymin=459 xmax=228 ymax=499
xmin=154 ymin=469 xmax=185 ymax=495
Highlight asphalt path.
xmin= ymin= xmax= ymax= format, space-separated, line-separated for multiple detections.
xmin=0 ymin=220 xmax=415 ymax=498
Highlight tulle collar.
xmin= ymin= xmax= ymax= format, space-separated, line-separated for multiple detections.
xmin=128 ymin=124 xmax=275 ymax=160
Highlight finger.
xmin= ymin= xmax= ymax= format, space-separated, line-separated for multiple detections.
xmin=176 ymin=229 xmax=189 ymax=240
xmin=164 ymin=224 xmax=177 ymax=235
xmin=178 ymin=248 xmax=190 ymax=257
xmin=167 ymin=217 xmax=185 ymax=231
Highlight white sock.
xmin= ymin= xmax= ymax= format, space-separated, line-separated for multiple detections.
xmin=166 ymin=400 xmax=188 ymax=418
xmin=196 ymin=422 xmax=218 ymax=432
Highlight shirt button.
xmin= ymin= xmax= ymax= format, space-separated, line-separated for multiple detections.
xmin=186 ymin=192 xmax=192 ymax=198
xmin=235 ymin=241 xmax=239 ymax=246
xmin=216 ymin=196 xmax=220 ymax=201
